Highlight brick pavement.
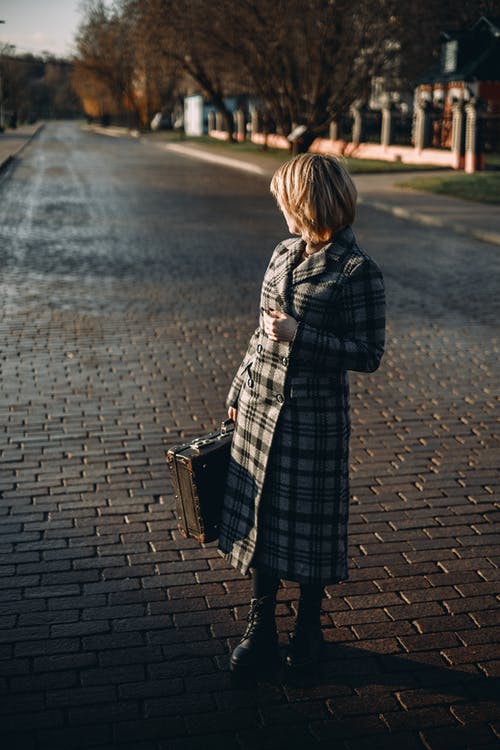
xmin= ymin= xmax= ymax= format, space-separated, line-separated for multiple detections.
xmin=0 ymin=122 xmax=498 ymax=750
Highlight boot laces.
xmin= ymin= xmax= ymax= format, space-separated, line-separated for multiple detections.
xmin=243 ymin=599 xmax=261 ymax=639
xmin=243 ymin=597 xmax=277 ymax=640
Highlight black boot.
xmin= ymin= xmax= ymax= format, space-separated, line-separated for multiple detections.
xmin=285 ymin=583 xmax=324 ymax=672
xmin=285 ymin=619 xmax=324 ymax=671
xmin=230 ymin=595 xmax=279 ymax=675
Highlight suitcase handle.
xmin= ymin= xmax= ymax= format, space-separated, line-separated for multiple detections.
xmin=190 ymin=420 xmax=234 ymax=452
xmin=220 ymin=418 xmax=234 ymax=435
xmin=190 ymin=438 xmax=214 ymax=450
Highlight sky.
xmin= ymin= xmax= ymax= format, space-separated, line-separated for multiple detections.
xmin=0 ymin=0 xmax=112 ymax=58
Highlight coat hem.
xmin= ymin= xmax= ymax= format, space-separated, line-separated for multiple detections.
xmin=217 ymin=546 xmax=348 ymax=585
xmin=216 ymin=546 xmax=252 ymax=577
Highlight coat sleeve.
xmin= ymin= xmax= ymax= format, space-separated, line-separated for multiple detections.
xmin=225 ymin=325 xmax=260 ymax=408
xmin=290 ymin=257 xmax=385 ymax=373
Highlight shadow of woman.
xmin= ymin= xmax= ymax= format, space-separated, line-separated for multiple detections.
xmin=283 ymin=640 xmax=498 ymax=701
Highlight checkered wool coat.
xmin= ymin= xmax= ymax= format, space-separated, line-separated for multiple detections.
xmin=218 ymin=226 xmax=385 ymax=584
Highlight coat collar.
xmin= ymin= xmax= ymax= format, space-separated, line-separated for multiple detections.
xmin=273 ymin=226 xmax=355 ymax=297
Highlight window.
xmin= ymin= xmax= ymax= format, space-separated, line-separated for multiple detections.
xmin=443 ymin=41 xmax=458 ymax=73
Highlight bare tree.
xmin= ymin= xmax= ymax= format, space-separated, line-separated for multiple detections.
xmin=187 ymin=0 xmax=402 ymax=151
xmin=1 ymin=51 xmax=79 ymax=125
xmin=74 ymin=0 xmax=140 ymax=124
xmin=122 ymin=0 xmax=185 ymax=126
xmin=126 ymin=0 xmax=242 ymax=136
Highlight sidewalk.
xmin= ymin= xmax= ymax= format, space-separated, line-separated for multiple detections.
xmin=82 ymin=123 xmax=141 ymax=140
xmin=354 ymin=172 xmax=500 ymax=248
xmin=0 ymin=123 xmax=44 ymax=172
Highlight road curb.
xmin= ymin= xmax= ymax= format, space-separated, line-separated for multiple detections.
xmin=0 ymin=123 xmax=45 ymax=175
xmin=83 ymin=124 xmax=141 ymax=139
xmin=358 ymin=196 xmax=500 ymax=248
xmin=0 ymin=154 xmax=13 ymax=174
xmin=162 ymin=142 xmax=267 ymax=175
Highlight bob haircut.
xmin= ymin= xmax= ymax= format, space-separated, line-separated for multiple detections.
xmin=270 ymin=153 xmax=357 ymax=244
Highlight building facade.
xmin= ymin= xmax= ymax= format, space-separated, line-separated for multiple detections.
xmin=414 ymin=16 xmax=500 ymax=150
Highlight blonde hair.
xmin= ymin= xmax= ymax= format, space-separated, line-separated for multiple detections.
xmin=270 ymin=153 xmax=357 ymax=244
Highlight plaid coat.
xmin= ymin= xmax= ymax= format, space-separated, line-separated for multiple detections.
xmin=218 ymin=226 xmax=385 ymax=584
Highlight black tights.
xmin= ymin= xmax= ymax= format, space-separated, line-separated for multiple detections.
xmin=251 ymin=567 xmax=280 ymax=600
xmin=251 ymin=567 xmax=324 ymax=625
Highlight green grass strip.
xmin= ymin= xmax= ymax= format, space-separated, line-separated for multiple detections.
xmin=398 ymin=173 xmax=500 ymax=204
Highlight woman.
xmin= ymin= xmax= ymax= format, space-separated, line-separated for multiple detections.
xmin=218 ymin=153 xmax=386 ymax=674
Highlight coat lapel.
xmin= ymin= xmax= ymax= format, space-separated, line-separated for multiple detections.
xmin=271 ymin=226 xmax=355 ymax=305
xmin=271 ymin=238 xmax=303 ymax=308
xmin=291 ymin=225 xmax=355 ymax=286
xmin=291 ymin=246 xmax=329 ymax=285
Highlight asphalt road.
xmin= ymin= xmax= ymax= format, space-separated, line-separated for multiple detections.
xmin=0 ymin=122 xmax=498 ymax=750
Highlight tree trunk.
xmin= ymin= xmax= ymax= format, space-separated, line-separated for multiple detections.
xmin=220 ymin=107 xmax=235 ymax=141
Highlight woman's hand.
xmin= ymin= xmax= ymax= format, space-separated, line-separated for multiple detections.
xmin=263 ymin=309 xmax=298 ymax=342
xmin=228 ymin=406 xmax=238 ymax=423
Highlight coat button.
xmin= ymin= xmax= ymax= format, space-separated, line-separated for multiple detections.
xmin=275 ymin=393 xmax=284 ymax=404
xmin=247 ymin=378 xmax=254 ymax=388
xmin=257 ymin=344 xmax=263 ymax=353
xmin=282 ymin=356 xmax=289 ymax=366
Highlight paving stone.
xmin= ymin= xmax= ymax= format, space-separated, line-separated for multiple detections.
xmin=144 ymin=692 xmax=216 ymax=718
xmin=468 ymin=610 xmax=500 ymax=627
xmin=418 ymin=724 xmax=497 ymax=749
xmin=79 ymin=664 xmax=146 ymax=686
xmin=36 ymin=724 xmax=114 ymax=749
xmin=450 ymin=700 xmax=500 ymax=725
xmin=33 ymin=653 xmax=97 ymax=673
xmin=411 ymin=614 xmax=477 ymax=634
xmin=113 ymin=717 xmax=186 ymax=742
xmin=343 ymin=731 xmax=426 ymax=750
xmin=237 ymin=725 xmax=318 ymax=750
xmin=162 ymin=736 xmax=241 ymax=750
xmin=399 ymin=632 xmax=464 ymax=653
xmin=67 ymin=700 xmax=140 ymax=726
xmin=0 ymin=709 xmax=65 ymax=731
xmin=327 ymin=688 xmax=399 ymax=717
xmin=98 ymin=646 xmax=164 ymax=667
xmin=381 ymin=706 xmax=459 ymax=731
xmin=10 ymin=670 xmax=79 ymax=693
xmin=396 ymin=688 xmax=468 ymax=710
xmin=117 ymin=677 xmax=185 ymax=700
xmin=310 ymin=714 xmax=389 ymax=740
xmin=0 ymin=692 xmax=45 ymax=715
xmin=456 ymin=626 xmax=500 ymax=646
xmin=476 ymin=661 xmax=500 ymax=677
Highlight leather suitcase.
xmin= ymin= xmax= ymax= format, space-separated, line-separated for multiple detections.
xmin=166 ymin=420 xmax=234 ymax=544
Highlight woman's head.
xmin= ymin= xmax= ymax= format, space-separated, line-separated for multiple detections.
xmin=270 ymin=153 xmax=357 ymax=244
